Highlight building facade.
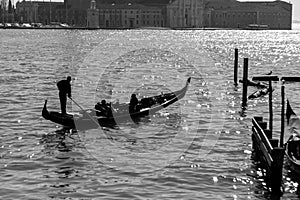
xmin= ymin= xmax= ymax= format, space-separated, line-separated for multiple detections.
xmin=87 ymin=0 xmax=99 ymax=28
xmin=15 ymin=0 xmax=292 ymax=29
xmin=92 ymin=3 xmax=164 ymax=28
xmin=16 ymin=1 xmax=65 ymax=24
xmin=204 ymin=0 xmax=292 ymax=29
xmin=1 ymin=0 xmax=16 ymax=23
xmin=166 ymin=0 xmax=204 ymax=28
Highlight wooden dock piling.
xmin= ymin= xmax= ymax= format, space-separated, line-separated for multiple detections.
xmin=280 ymin=84 xmax=285 ymax=148
xmin=234 ymin=48 xmax=238 ymax=86
xmin=246 ymin=75 xmax=300 ymax=195
xmin=252 ymin=117 xmax=285 ymax=194
xmin=242 ymin=58 xmax=248 ymax=107
xmin=268 ymin=80 xmax=273 ymax=134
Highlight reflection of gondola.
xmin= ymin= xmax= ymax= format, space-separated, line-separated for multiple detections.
xmin=40 ymin=129 xmax=78 ymax=181
xmin=42 ymin=77 xmax=191 ymax=129
xmin=40 ymin=129 xmax=76 ymax=153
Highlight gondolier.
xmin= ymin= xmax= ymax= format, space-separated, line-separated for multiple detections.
xmin=57 ymin=76 xmax=72 ymax=115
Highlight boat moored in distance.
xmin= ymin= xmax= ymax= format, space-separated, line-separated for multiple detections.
xmin=42 ymin=77 xmax=191 ymax=129
xmin=248 ymin=87 xmax=272 ymax=99
xmin=239 ymin=79 xmax=267 ymax=88
xmin=245 ymin=24 xmax=269 ymax=30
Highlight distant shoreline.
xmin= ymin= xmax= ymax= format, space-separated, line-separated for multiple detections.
xmin=0 ymin=26 xmax=122 ymax=30
xmin=0 ymin=25 xmax=297 ymax=31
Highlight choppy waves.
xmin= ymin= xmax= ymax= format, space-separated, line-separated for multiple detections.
xmin=0 ymin=29 xmax=299 ymax=199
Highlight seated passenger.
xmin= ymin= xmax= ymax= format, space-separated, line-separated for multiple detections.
xmin=95 ymin=100 xmax=110 ymax=116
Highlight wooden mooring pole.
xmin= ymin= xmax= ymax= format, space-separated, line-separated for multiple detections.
xmin=269 ymin=80 xmax=273 ymax=134
xmin=242 ymin=58 xmax=248 ymax=107
xmin=280 ymin=83 xmax=285 ymax=148
xmin=234 ymin=48 xmax=238 ymax=86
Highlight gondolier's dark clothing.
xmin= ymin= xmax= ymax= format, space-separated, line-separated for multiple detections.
xmin=129 ymin=94 xmax=139 ymax=113
xmin=57 ymin=79 xmax=71 ymax=115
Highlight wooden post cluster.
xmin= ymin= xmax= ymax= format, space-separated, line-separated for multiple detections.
xmin=233 ymin=49 xmax=248 ymax=106
xmin=252 ymin=117 xmax=285 ymax=194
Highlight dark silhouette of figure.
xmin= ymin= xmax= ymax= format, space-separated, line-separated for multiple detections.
xmin=57 ymin=76 xmax=72 ymax=115
xmin=129 ymin=94 xmax=139 ymax=113
xmin=101 ymin=100 xmax=109 ymax=115
xmin=95 ymin=102 xmax=101 ymax=115
xmin=95 ymin=100 xmax=111 ymax=116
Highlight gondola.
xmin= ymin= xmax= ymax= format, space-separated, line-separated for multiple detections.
xmin=239 ymin=79 xmax=267 ymax=88
xmin=285 ymin=100 xmax=300 ymax=176
xmin=248 ymin=87 xmax=273 ymax=99
xmin=285 ymin=135 xmax=300 ymax=175
xmin=42 ymin=77 xmax=191 ymax=129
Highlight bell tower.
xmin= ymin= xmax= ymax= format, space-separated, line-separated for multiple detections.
xmin=87 ymin=0 xmax=99 ymax=29
xmin=90 ymin=0 xmax=96 ymax=9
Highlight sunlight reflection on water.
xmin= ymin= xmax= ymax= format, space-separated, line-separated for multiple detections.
xmin=0 ymin=28 xmax=300 ymax=199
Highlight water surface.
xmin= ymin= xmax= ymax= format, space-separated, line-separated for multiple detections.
xmin=1 ymin=28 xmax=300 ymax=199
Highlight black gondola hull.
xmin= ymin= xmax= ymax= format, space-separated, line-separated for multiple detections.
xmin=42 ymin=77 xmax=191 ymax=129
xmin=285 ymin=136 xmax=300 ymax=176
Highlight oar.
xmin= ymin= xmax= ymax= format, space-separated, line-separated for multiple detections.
xmin=69 ymin=97 xmax=133 ymax=140
xmin=68 ymin=97 xmax=100 ymax=127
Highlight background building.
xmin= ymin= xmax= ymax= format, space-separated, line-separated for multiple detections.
xmin=13 ymin=0 xmax=292 ymax=29
xmin=204 ymin=0 xmax=292 ymax=29
xmin=87 ymin=0 xmax=99 ymax=28
xmin=166 ymin=0 xmax=204 ymax=28
xmin=1 ymin=0 xmax=15 ymax=23
xmin=93 ymin=3 xmax=164 ymax=28
xmin=16 ymin=1 xmax=65 ymax=24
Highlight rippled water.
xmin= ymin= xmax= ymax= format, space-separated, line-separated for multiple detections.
xmin=0 ymin=27 xmax=300 ymax=199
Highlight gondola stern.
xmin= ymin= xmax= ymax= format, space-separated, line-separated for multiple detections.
xmin=42 ymin=100 xmax=50 ymax=120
